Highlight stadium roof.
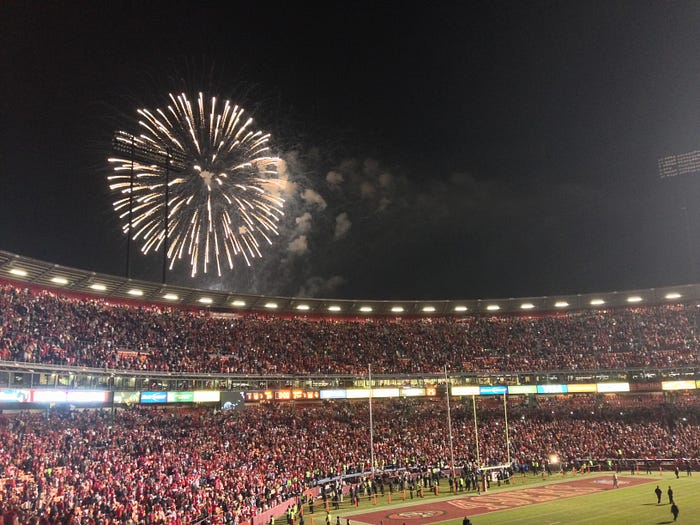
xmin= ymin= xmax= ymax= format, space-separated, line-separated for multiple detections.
xmin=1 ymin=249 xmax=697 ymax=317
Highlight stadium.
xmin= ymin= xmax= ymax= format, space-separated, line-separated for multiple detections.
xmin=1 ymin=250 xmax=699 ymax=525
xmin=5 ymin=3 xmax=700 ymax=525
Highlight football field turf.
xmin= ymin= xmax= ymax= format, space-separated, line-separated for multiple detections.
xmin=311 ymin=472 xmax=699 ymax=525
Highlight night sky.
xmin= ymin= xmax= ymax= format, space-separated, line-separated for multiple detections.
xmin=2 ymin=2 xmax=700 ymax=300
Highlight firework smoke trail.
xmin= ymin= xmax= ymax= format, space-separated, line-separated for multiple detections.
xmin=108 ymin=92 xmax=285 ymax=277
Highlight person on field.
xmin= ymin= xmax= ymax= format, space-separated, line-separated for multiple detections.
xmin=671 ymin=502 xmax=679 ymax=521
xmin=667 ymin=486 xmax=674 ymax=504
xmin=655 ymin=485 xmax=662 ymax=504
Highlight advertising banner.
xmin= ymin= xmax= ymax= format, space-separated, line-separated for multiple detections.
xmin=507 ymin=385 xmax=537 ymax=394
xmin=0 ymin=389 xmax=30 ymax=403
xmin=114 ymin=391 xmax=140 ymax=404
xmin=320 ymin=389 xmax=347 ymax=399
xmin=479 ymin=385 xmax=507 ymax=395
xmin=167 ymin=391 xmax=195 ymax=403
xmin=537 ymin=384 xmax=568 ymax=394
xmin=452 ymin=386 xmax=481 ymax=396
xmin=140 ymin=391 xmax=167 ymax=404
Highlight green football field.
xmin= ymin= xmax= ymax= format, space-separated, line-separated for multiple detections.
xmin=433 ymin=475 xmax=698 ymax=525
xmin=306 ymin=472 xmax=699 ymax=525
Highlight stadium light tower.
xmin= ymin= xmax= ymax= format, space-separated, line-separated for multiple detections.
xmin=112 ymin=131 xmax=187 ymax=283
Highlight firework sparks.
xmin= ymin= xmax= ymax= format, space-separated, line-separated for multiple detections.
xmin=108 ymin=92 xmax=285 ymax=277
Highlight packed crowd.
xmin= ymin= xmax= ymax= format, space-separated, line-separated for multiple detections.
xmin=1 ymin=283 xmax=698 ymax=374
xmin=0 ymin=395 xmax=698 ymax=524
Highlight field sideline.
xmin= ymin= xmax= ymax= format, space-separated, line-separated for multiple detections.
xmin=305 ymin=472 xmax=699 ymax=525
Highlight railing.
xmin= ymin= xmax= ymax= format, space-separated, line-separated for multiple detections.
xmin=0 ymin=359 xmax=697 ymax=391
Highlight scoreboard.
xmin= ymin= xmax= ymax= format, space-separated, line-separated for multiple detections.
xmin=245 ymin=390 xmax=321 ymax=401
xmin=659 ymin=150 xmax=700 ymax=179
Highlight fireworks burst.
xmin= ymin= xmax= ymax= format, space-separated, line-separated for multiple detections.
xmin=108 ymin=92 xmax=285 ymax=277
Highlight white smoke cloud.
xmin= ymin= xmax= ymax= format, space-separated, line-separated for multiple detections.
xmin=201 ymin=149 xmax=510 ymax=298
xmin=295 ymin=212 xmax=312 ymax=233
xmin=326 ymin=170 xmax=344 ymax=186
xmin=301 ymin=188 xmax=327 ymax=209
xmin=297 ymin=275 xmax=346 ymax=297
xmin=288 ymin=235 xmax=308 ymax=254
xmin=334 ymin=212 xmax=352 ymax=239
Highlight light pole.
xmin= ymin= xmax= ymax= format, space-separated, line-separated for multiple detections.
xmin=472 ymin=395 xmax=480 ymax=468
xmin=111 ymin=131 xmax=186 ymax=282
xmin=444 ymin=365 xmax=456 ymax=492
xmin=368 ymin=364 xmax=375 ymax=480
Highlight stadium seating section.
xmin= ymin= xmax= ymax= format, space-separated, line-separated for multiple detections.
xmin=0 ymin=282 xmax=699 ymax=523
